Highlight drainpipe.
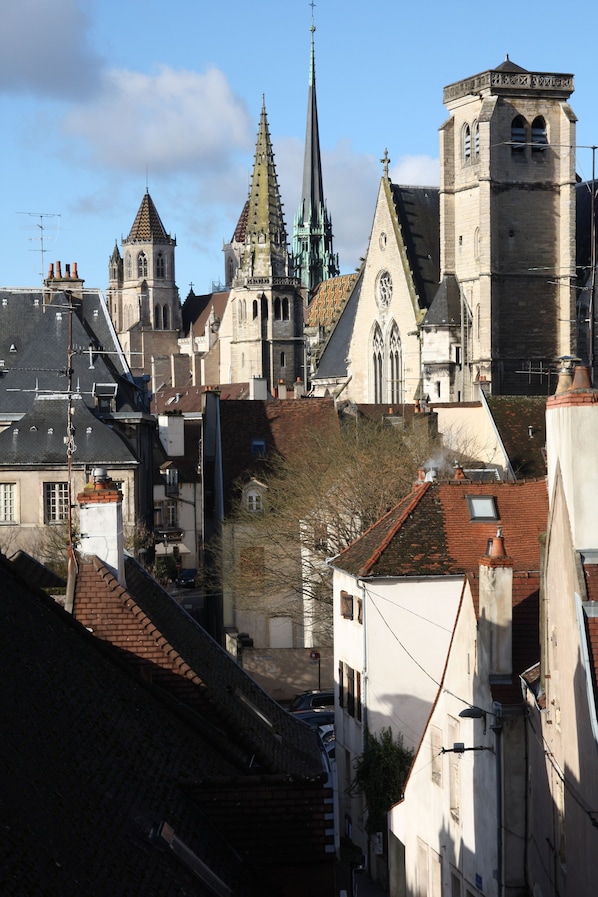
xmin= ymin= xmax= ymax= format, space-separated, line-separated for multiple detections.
xmin=491 ymin=703 xmax=504 ymax=897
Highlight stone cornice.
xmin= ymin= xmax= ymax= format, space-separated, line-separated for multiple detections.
xmin=444 ymin=70 xmax=574 ymax=104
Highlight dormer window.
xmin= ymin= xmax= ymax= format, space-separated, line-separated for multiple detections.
xmin=246 ymin=490 xmax=262 ymax=512
xmin=92 ymin=382 xmax=118 ymax=414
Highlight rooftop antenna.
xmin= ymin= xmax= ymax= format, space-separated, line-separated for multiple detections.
xmin=18 ymin=211 xmax=61 ymax=281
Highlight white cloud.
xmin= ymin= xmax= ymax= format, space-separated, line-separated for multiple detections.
xmin=64 ymin=65 xmax=254 ymax=176
xmin=390 ymin=154 xmax=440 ymax=186
xmin=0 ymin=0 xmax=103 ymax=99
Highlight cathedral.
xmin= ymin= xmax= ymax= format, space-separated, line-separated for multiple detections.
xmin=106 ymin=52 xmax=593 ymax=405
xmin=311 ymin=58 xmax=581 ymax=403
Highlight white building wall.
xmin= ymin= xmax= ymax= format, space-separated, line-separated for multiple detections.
xmin=390 ymin=584 xmax=500 ymax=897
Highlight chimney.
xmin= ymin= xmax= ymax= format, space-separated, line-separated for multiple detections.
xmin=294 ymin=377 xmax=305 ymax=399
xmin=158 ymin=413 xmax=185 ymax=457
xmin=546 ymin=364 xmax=598 ymax=550
xmin=278 ymin=380 xmax=287 ymax=400
xmin=249 ymin=376 xmax=268 ymax=401
xmin=453 ymin=462 xmax=466 ymax=480
xmin=479 ymin=528 xmax=513 ymax=679
xmin=77 ymin=468 xmax=125 ymax=585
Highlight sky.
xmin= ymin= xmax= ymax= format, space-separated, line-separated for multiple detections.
xmin=1 ymin=0 xmax=597 ymax=297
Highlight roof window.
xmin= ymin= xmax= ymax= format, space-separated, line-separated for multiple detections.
xmin=467 ymin=494 xmax=499 ymax=521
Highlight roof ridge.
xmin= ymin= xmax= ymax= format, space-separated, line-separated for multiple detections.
xmin=356 ymin=483 xmax=430 ymax=575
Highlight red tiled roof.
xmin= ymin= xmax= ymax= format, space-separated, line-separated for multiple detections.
xmin=151 ymin=383 xmax=249 ymax=414
xmin=334 ymin=479 xmax=548 ymax=579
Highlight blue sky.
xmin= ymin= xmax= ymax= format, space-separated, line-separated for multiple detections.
xmin=1 ymin=0 xmax=597 ymax=297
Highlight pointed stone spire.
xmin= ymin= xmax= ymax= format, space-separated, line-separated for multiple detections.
xmin=237 ymin=98 xmax=290 ymax=280
xmin=292 ymin=17 xmax=339 ymax=299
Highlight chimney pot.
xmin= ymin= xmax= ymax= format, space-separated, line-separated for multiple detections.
xmin=56 ymin=261 xmax=62 ymax=278
xmin=570 ymin=365 xmax=593 ymax=391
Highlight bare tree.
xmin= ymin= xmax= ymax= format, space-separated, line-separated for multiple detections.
xmin=211 ymin=412 xmax=453 ymax=645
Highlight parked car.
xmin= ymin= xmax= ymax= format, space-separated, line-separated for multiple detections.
xmin=289 ymin=689 xmax=334 ymax=712
xmin=292 ymin=709 xmax=335 ymax=730
xmin=176 ymin=569 xmax=197 ymax=588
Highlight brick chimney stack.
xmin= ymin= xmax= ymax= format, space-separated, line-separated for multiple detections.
xmin=77 ymin=468 xmax=125 ymax=585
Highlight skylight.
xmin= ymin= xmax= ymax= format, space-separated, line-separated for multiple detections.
xmin=467 ymin=495 xmax=499 ymax=522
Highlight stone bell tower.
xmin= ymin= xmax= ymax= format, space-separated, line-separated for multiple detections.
xmin=440 ymin=58 xmax=576 ymax=397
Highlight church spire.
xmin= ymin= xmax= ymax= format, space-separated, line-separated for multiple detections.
xmin=292 ymin=16 xmax=339 ymax=299
xmin=239 ymin=97 xmax=290 ymax=280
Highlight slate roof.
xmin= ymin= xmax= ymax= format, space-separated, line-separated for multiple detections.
xmin=486 ymin=395 xmax=547 ymax=479
xmin=0 ymin=550 xmax=267 ymax=897
xmin=125 ymin=190 xmax=175 ymax=245
xmin=423 ymin=274 xmax=461 ymax=326
xmin=333 ymin=479 xmax=548 ymax=579
xmin=312 ymin=272 xmax=363 ymax=380
xmin=389 ymin=184 xmax=440 ymax=310
xmin=218 ymin=398 xmax=339 ymax=512
xmin=181 ymin=290 xmax=230 ymax=338
xmin=0 ymin=290 xmax=140 ymax=416
xmin=0 ymin=394 xmax=138 ymax=467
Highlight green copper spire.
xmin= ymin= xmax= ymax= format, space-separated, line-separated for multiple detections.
xmin=292 ymin=17 xmax=339 ymax=299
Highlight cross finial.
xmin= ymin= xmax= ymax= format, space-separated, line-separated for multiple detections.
xmin=309 ymin=0 xmax=316 ymax=31
xmin=381 ymin=148 xmax=391 ymax=178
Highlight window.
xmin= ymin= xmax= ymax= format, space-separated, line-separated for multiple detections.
xmin=44 ymin=482 xmax=69 ymax=524
xmin=338 ymin=661 xmax=345 ymax=709
xmin=282 ymin=297 xmax=289 ymax=320
xmin=154 ymin=304 xmax=161 ymax=329
xmin=357 ymin=597 xmax=363 ymax=625
xmin=252 ymin=299 xmax=259 ymax=319
xmin=463 ymin=124 xmax=471 ymax=163
xmin=165 ymin=499 xmax=177 ymax=527
xmin=246 ymin=489 xmax=262 ymax=512
xmin=389 ymin=323 xmax=401 ymax=404
xmin=511 ymin=115 xmax=527 ymax=156
xmin=372 ymin=324 xmax=384 ymax=404
xmin=156 ymin=252 xmax=165 ymax=278
xmin=162 ymin=305 xmax=170 ymax=329
xmin=0 ymin=483 xmax=15 ymax=523
xmin=467 ymin=494 xmax=499 ymax=521
xmin=137 ymin=252 xmax=148 ymax=277
xmin=274 ymin=297 xmax=282 ymax=319
xmin=346 ymin=665 xmax=355 ymax=717
xmin=280 ymin=351 xmax=286 ymax=369
xmin=531 ymin=116 xmax=548 ymax=154
xmin=341 ymin=590 xmax=354 ymax=620
xmin=473 ymin=121 xmax=480 ymax=159
xmin=251 ymin=438 xmax=266 ymax=456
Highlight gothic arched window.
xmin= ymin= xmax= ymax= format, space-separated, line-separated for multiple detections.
xmin=282 ymin=297 xmax=289 ymax=320
xmin=274 ymin=297 xmax=282 ymax=320
xmin=162 ymin=305 xmax=170 ymax=330
xmin=463 ymin=124 xmax=471 ymax=163
xmin=531 ymin=116 xmax=548 ymax=154
xmin=154 ymin=304 xmax=161 ymax=329
xmin=137 ymin=252 xmax=148 ymax=277
xmin=156 ymin=252 xmax=165 ymax=278
xmin=388 ymin=323 xmax=401 ymax=404
xmin=511 ymin=115 xmax=527 ymax=156
xmin=372 ymin=324 xmax=384 ymax=404
xmin=473 ymin=121 xmax=480 ymax=159
xmin=253 ymin=299 xmax=259 ymax=319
